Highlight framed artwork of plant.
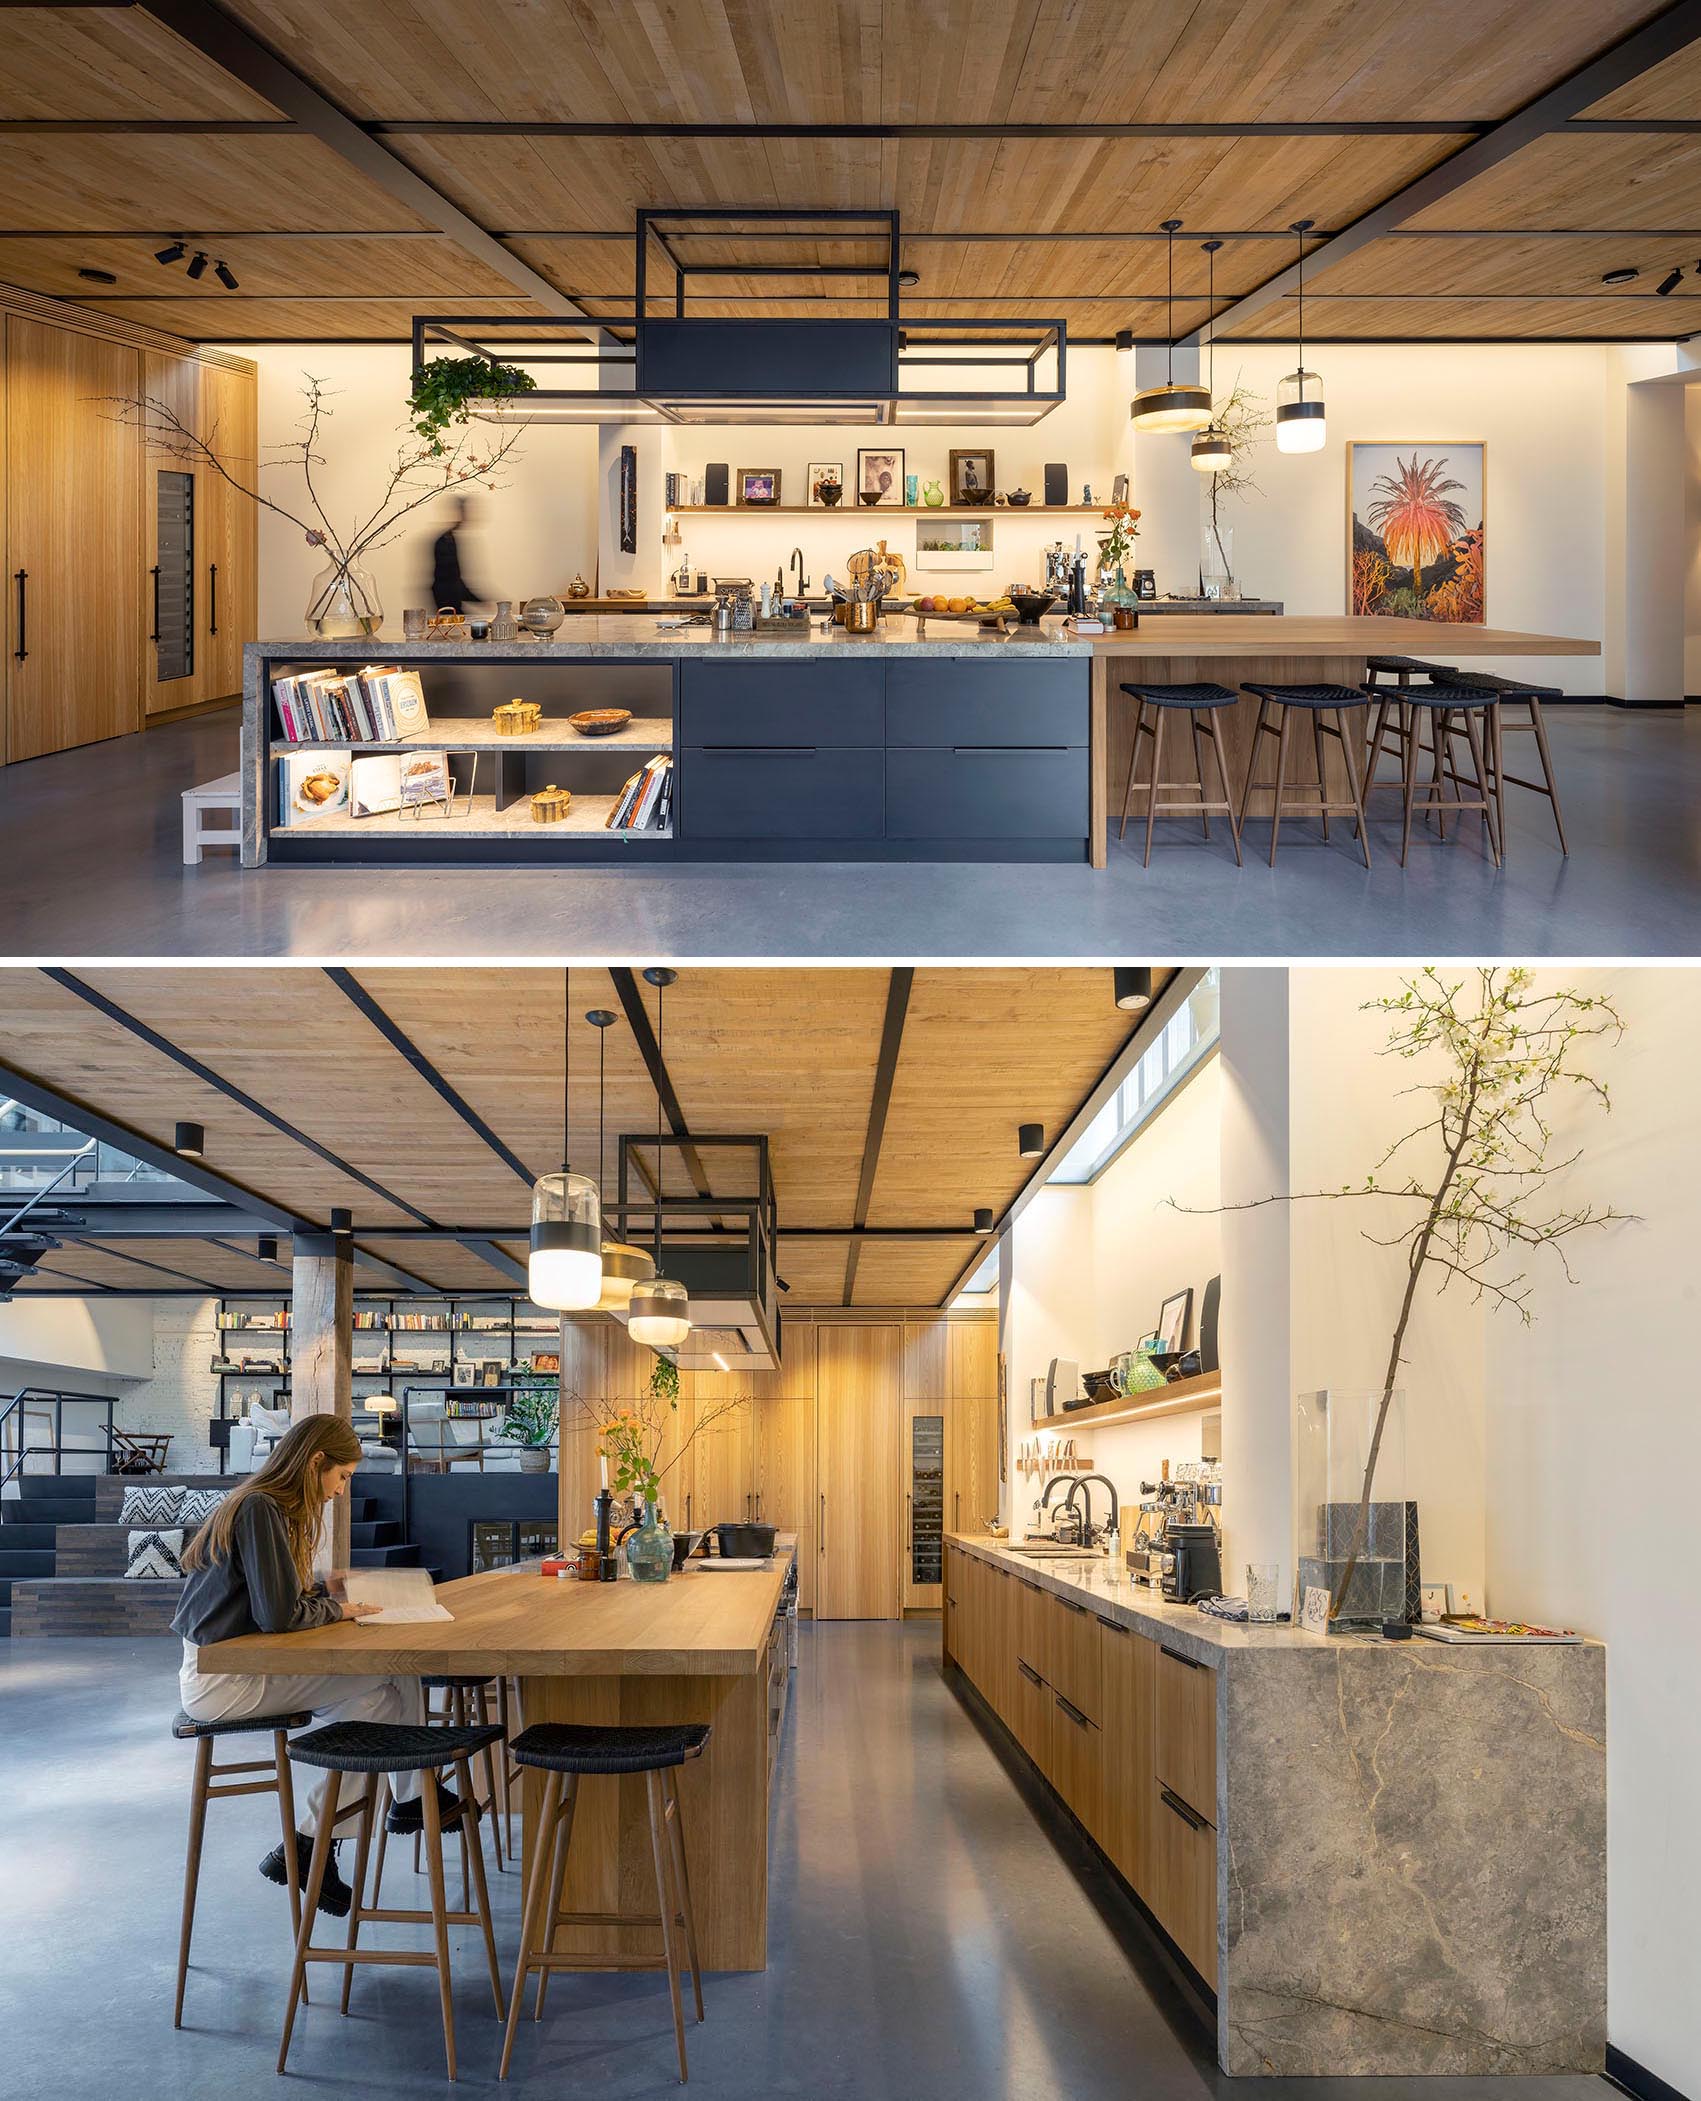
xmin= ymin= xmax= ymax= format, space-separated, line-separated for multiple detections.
xmin=1347 ymin=441 xmax=1485 ymax=623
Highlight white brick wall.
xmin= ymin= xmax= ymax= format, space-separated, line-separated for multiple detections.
xmin=117 ymin=1298 xmax=224 ymax=1471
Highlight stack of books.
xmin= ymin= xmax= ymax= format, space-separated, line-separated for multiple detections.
xmin=607 ymin=754 xmax=673 ymax=831
xmin=272 ymin=665 xmax=430 ymax=742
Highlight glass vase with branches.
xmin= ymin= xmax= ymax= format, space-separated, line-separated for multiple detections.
xmin=1198 ymin=375 xmax=1271 ymax=593
xmin=564 ymin=1381 xmax=750 ymax=1515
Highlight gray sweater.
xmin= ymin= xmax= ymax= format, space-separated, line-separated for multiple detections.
xmin=172 ymin=1492 xmax=343 ymax=1647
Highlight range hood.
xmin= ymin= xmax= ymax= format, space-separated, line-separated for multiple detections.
xmin=416 ymin=208 xmax=1066 ymax=427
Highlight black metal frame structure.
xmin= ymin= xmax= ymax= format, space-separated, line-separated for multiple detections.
xmin=412 ymin=208 xmax=1066 ymax=425
xmin=613 ymin=1131 xmax=778 ymax=1367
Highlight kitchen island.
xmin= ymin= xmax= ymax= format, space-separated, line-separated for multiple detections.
xmin=197 ymin=1549 xmax=794 ymax=1970
xmin=242 ymin=616 xmax=1597 ymax=870
xmin=945 ymin=1535 xmax=1605 ymax=2077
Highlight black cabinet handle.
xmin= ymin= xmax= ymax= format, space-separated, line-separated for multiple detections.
xmin=1055 ymin=1693 xmax=1090 ymax=1730
xmin=1016 ymin=1658 xmax=1043 ymax=1688
xmin=208 ymin=560 xmax=218 ymax=636
xmin=1161 ymin=1785 xmax=1209 ymax=1832
xmin=953 ymin=745 xmax=1070 ymax=755
xmin=1161 ymin=1644 xmax=1205 ymax=1671
xmin=1098 ymin=1615 xmax=1129 ymax=1635
xmin=1061 ymin=1598 xmax=1089 ymax=1616
xmin=703 ymin=745 xmax=817 ymax=757
xmin=13 ymin=569 xmax=26 ymax=662
xmin=149 ymin=564 xmax=161 ymax=643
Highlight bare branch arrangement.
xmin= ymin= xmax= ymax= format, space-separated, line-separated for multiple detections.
xmin=102 ymin=372 xmax=527 ymax=626
xmin=1200 ymin=373 xmax=1271 ymax=585
xmin=1177 ymin=967 xmax=1630 ymax=1618
xmin=563 ymin=1384 xmax=751 ymax=1509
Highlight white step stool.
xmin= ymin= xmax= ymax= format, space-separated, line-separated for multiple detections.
xmin=181 ymin=773 xmax=242 ymax=865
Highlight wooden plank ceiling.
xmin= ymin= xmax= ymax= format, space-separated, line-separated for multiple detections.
xmin=0 ymin=965 xmax=1149 ymax=1309
xmin=0 ymin=1 xmax=1693 ymax=343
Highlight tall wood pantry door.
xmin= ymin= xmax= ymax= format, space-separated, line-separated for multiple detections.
xmin=197 ymin=359 xmax=256 ymax=700
xmin=815 ymin=1324 xmax=901 ymax=1620
xmin=5 ymin=317 xmax=141 ymax=762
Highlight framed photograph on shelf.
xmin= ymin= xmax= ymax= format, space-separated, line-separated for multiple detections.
xmin=856 ymin=447 xmax=905 ymax=505
xmin=1155 ymin=1286 xmax=1193 ymax=1355
xmin=736 ymin=467 xmax=780 ymax=507
xmin=1347 ymin=440 xmax=1485 ymax=622
xmin=949 ymin=448 xmax=995 ymax=505
xmin=807 ymin=461 xmax=844 ymax=508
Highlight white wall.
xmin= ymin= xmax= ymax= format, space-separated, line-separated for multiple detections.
xmin=119 ymin=1298 xmax=223 ymax=1471
xmin=216 ymin=343 xmax=599 ymax=633
xmin=1685 ymin=386 xmax=1701 ymax=698
xmin=0 ymin=1296 xmax=154 ymax=1478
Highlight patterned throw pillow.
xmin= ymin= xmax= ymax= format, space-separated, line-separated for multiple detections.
xmin=120 ymin=1484 xmax=184 ymax=1527
xmin=125 ymin=1527 xmax=185 ymax=1580
xmin=177 ymin=1488 xmax=228 ymax=1529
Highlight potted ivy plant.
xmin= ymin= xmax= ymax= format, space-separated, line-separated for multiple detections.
xmin=500 ymin=1387 xmax=558 ymax=1474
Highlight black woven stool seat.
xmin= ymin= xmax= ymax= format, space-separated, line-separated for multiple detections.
xmin=1432 ymin=667 xmax=1563 ymax=699
xmin=287 ymin=1719 xmax=502 ymax=1773
xmin=173 ymin=1706 xmax=313 ymax=1739
xmin=1366 ymin=653 xmax=1456 ymax=676
xmin=511 ymin=1721 xmax=711 ymax=1776
xmin=1395 ymin=683 xmax=1497 ymax=707
xmin=1242 ymin=681 xmax=1369 ymax=707
xmin=421 ymin=1673 xmax=495 ymax=1689
xmin=1118 ymin=680 xmax=1237 ymax=708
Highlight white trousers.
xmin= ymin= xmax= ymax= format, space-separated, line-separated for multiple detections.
xmin=178 ymin=1640 xmax=425 ymax=1820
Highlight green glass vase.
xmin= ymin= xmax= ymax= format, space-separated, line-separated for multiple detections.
xmin=624 ymin=1500 xmax=674 ymax=1583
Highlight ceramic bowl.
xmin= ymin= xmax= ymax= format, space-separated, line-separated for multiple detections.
xmin=568 ymin=708 xmax=633 ymax=737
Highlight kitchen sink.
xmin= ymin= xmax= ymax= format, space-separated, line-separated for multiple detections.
xmin=998 ymin=1542 xmax=1102 ymax=1559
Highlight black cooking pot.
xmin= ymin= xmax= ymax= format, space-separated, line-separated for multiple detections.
xmin=713 ymin=1522 xmax=777 ymax=1559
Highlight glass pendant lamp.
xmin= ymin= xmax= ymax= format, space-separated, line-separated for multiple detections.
xmin=626 ymin=967 xmax=692 ymax=1350
xmin=1190 ymin=241 xmax=1233 ymax=472
xmin=1275 ymin=219 xmax=1326 ymax=455
xmin=1131 ymin=220 xmax=1213 ymax=433
xmin=586 ymin=1006 xmax=655 ymax=1311
xmin=528 ymin=966 xmax=604 ymax=1312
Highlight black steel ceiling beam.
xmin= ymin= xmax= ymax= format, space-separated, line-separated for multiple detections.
xmin=27 ymin=1202 xmax=275 ymax=1237
xmin=11 ymin=116 xmax=1699 ymax=139
xmin=609 ymin=968 xmax=718 ymax=1209
xmin=137 ymin=0 xmax=602 ymax=335
xmin=1185 ymin=0 xmax=1701 ymax=348
xmin=76 ymin=1240 xmax=230 ymax=1294
xmin=324 ymin=968 xmax=535 ymax=1185
xmin=843 ymin=969 xmax=913 ymax=1307
xmin=454 ymin=1238 xmax=530 ymax=1290
xmin=41 ymin=969 xmax=440 ymax=1231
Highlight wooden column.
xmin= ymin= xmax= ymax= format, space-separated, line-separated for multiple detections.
xmin=291 ymin=1230 xmax=353 ymax=1568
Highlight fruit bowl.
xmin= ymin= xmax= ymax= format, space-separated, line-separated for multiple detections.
xmin=568 ymin=708 xmax=633 ymax=737
xmin=1009 ymin=591 xmax=1059 ymax=625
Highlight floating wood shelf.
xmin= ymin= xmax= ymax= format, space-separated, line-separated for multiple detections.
xmin=1045 ymin=1369 xmax=1222 ymax=1432
xmin=668 ymin=503 xmax=1106 ymax=517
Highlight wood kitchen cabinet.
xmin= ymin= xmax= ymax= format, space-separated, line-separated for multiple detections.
xmin=1046 ymin=1590 xmax=1102 ymax=1727
xmin=814 ymin=1324 xmax=901 ymax=1620
xmin=752 ymin=1320 xmax=815 ymax=1612
xmin=4 ymin=315 xmax=141 ymax=764
xmin=947 ymin=1323 xmax=1000 ymax=1539
xmin=1148 ymin=1778 xmax=1218 ymax=1987
xmin=1012 ymin=1575 xmax=1055 ymax=1776
xmin=683 ymin=1370 xmax=756 ymax=1530
xmin=1050 ymin=1681 xmax=1102 ymax=1832
xmin=1154 ymin=1641 xmax=1218 ymax=1825
xmin=196 ymin=356 xmax=256 ymax=701
xmin=1097 ymin=1613 xmax=1156 ymax=1893
xmin=984 ymin=1561 xmax=1015 ymax=1722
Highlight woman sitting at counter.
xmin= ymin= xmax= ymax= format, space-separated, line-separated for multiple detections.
xmin=172 ymin=1417 xmax=464 ymax=1916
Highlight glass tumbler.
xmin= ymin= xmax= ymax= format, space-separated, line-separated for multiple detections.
xmin=1246 ymin=1562 xmax=1278 ymax=1623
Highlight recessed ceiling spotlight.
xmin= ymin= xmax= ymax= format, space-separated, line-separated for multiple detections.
xmin=1113 ymin=967 xmax=1153 ymax=1013
xmin=173 ymin=1120 xmax=205 ymax=1158
xmin=78 ymin=267 xmax=117 ymax=285
xmin=898 ymin=268 xmax=920 ymax=288
xmin=1600 ymin=267 xmax=1639 ymax=286
xmin=214 ymin=259 xmax=239 ymax=291
xmin=1655 ymin=266 xmax=1684 ymax=296
xmin=185 ymin=250 xmax=209 ymax=281
xmin=154 ymin=240 xmax=186 ymax=266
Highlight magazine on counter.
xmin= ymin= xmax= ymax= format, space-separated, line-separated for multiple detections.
xmin=1415 ymin=1615 xmax=1582 ymax=1645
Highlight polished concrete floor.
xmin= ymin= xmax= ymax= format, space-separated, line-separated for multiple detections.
xmin=0 ymin=1621 xmax=1608 ymax=2100
xmin=0 ymin=704 xmax=1696 ymax=958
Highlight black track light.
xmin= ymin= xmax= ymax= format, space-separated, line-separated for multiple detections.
xmin=1114 ymin=329 xmax=1135 ymax=351
xmin=1018 ymin=1122 xmax=1044 ymax=1159
xmin=214 ymin=259 xmax=239 ymax=291
xmin=974 ymin=1208 xmax=995 ymax=1236
xmin=1113 ymin=967 xmax=1153 ymax=1013
xmin=186 ymin=251 xmax=209 ymax=281
xmin=155 ymin=240 xmax=186 ymax=266
xmin=1655 ymin=266 xmax=1684 ymax=297
xmin=776 ymin=1275 xmax=791 ymax=1294
xmin=330 ymin=1207 xmax=352 ymax=1236
xmin=258 ymin=1236 xmax=279 ymax=1264
xmin=173 ymin=1120 xmax=205 ymax=1158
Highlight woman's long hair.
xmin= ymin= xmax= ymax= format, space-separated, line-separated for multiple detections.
xmin=182 ymin=1415 xmax=362 ymax=1585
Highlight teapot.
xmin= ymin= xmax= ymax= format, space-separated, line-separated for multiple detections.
xmin=1008 ymin=487 xmax=1032 ymax=507
xmin=566 ymin=573 xmax=591 ymax=599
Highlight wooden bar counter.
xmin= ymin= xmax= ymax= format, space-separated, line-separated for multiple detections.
xmin=197 ymin=1551 xmax=793 ymax=1971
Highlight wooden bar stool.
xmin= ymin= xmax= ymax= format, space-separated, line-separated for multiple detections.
xmin=1237 ymin=682 xmax=1374 ymax=869
xmin=1362 ymin=654 xmax=1458 ymax=806
xmin=499 ymin=1721 xmax=711 ymax=2086
xmin=424 ymin=1674 xmax=508 ymax=1870
xmin=1117 ymin=682 xmax=1243 ymax=866
xmin=1431 ymin=668 xmax=1570 ymax=854
xmin=1371 ymin=680 xmax=1502 ymax=867
xmin=279 ymin=1719 xmax=506 ymax=2082
xmin=171 ymin=1704 xmax=313 ymax=2028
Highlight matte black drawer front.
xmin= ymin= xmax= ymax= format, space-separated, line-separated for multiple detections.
xmin=680 ymin=747 xmax=884 ymax=840
xmin=885 ymin=658 xmax=1088 ymax=748
xmin=885 ymin=748 xmax=1088 ymax=840
xmin=680 ymin=661 xmax=883 ymax=748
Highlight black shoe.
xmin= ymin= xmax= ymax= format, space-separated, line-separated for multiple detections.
xmin=260 ymin=1833 xmax=351 ymax=1919
xmin=383 ymin=1778 xmax=474 ymax=1836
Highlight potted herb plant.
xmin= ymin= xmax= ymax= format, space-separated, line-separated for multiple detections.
xmin=500 ymin=1386 xmax=558 ymax=1474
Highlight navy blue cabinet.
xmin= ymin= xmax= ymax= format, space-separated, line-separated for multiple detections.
xmin=680 ymin=661 xmax=884 ymax=748
xmin=884 ymin=659 xmax=1088 ymax=748
xmin=679 ymin=747 xmax=884 ymax=840
xmin=886 ymin=748 xmax=1087 ymax=840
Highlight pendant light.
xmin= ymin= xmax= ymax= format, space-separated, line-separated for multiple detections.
xmin=1275 ymin=219 xmax=1326 ymax=455
xmin=528 ymin=966 xmax=604 ymax=1312
xmin=1130 ymin=221 xmax=1213 ymax=434
xmin=627 ymin=967 xmax=692 ymax=1349
xmin=587 ymin=1005 xmax=655 ymax=1311
xmin=1190 ymin=241 xmax=1232 ymax=474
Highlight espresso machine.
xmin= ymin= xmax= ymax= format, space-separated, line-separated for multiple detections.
xmin=1127 ymin=1459 xmax=1223 ymax=1599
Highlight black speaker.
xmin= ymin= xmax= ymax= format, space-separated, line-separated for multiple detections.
xmin=1199 ymin=1273 xmax=1221 ymax=1374
xmin=1044 ymin=462 xmax=1068 ymax=506
xmin=704 ymin=461 xmax=730 ymax=506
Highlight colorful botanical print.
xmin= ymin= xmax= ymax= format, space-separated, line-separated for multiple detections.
xmin=1349 ymin=443 xmax=1485 ymax=623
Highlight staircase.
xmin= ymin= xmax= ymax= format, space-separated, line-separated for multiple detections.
xmin=348 ymin=1493 xmax=429 ymax=1571
xmin=0 ymin=1474 xmax=96 ymax=1636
